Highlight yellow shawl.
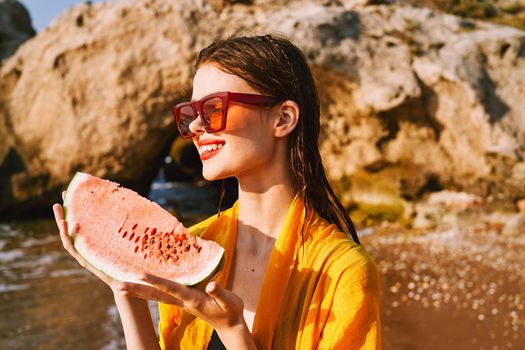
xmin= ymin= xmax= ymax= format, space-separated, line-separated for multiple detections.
xmin=158 ymin=196 xmax=381 ymax=349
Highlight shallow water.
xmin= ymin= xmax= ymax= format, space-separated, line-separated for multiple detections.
xmin=0 ymin=219 xmax=126 ymax=349
xmin=1 ymin=177 xmax=524 ymax=349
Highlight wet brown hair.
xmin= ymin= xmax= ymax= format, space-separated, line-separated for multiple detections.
xmin=195 ymin=34 xmax=360 ymax=244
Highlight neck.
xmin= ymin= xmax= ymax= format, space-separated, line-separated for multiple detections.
xmin=223 ymin=135 xmax=298 ymax=238
xmin=236 ymin=171 xmax=297 ymax=239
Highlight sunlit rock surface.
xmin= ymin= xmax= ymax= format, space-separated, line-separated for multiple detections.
xmin=0 ymin=0 xmax=524 ymax=218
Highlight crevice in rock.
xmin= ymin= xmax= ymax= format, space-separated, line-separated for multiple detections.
xmin=499 ymin=42 xmax=510 ymax=58
xmin=0 ymin=147 xmax=26 ymax=180
xmin=317 ymin=10 xmax=361 ymax=46
xmin=479 ymin=68 xmax=510 ymax=124
xmin=375 ymin=112 xmax=400 ymax=150
xmin=0 ymin=148 xmax=29 ymax=218
xmin=413 ymin=173 xmax=443 ymax=199
xmin=418 ymin=77 xmax=444 ymax=141
xmin=375 ymin=84 xmax=442 ymax=151
xmin=364 ymin=160 xmax=393 ymax=173
xmin=52 ymin=52 xmax=68 ymax=77
xmin=76 ymin=14 xmax=84 ymax=27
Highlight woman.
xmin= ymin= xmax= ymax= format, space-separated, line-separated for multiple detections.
xmin=53 ymin=34 xmax=381 ymax=349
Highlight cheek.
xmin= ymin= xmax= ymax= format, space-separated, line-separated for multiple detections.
xmin=221 ymin=107 xmax=275 ymax=159
xmin=224 ymin=107 xmax=252 ymax=132
xmin=225 ymin=107 xmax=272 ymax=139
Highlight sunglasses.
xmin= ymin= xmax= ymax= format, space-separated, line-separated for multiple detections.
xmin=172 ymin=91 xmax=282 ymax=138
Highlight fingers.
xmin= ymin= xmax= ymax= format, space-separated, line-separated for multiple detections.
xmin=205 ymin=281 xmax=225 ymax=309
xmin=53 ymin=203 xmax=73 ymax=251
xmin=206 ymin=281 xmax=241 ymax=312
xmin=139 ymin=274 xmax=245 ymax=329
xmin=140 ymin=273 xmax=193 ymax=300
xmin=53 ymin=203 xmax=77 ymax=256
xmin=53 ymin=203 xmax=64 ymax=222
xmin=139 ymin=273 xmax=204 ymax=311
xmin=54 ymin=214 xmax=72 ymax=250
xmin=118 ymin=282 xmax=183 ymax=306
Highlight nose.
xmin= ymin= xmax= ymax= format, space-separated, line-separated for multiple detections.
xmin=188 ymin=112 xmax=205 ymax=136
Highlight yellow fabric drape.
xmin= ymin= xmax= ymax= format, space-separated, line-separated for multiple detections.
xmin=158 ymin=196 xmax=381 ymax=349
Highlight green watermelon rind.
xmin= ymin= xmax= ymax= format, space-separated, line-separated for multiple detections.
xmin=63 ymin=172 xmax=224 ymax=287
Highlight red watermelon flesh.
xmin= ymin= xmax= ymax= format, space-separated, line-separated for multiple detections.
xmin=63 ymin=172 xmax=224 ymax=286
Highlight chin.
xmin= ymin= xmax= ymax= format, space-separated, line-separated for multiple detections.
xmin=201 ymin=166 xmax=229 ymax=182
xmin=202 ymin=173 xmax=220 ymax=182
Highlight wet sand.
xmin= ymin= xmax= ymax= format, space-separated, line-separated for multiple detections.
xmin=364 ymin=224 xmax=525 ymax=350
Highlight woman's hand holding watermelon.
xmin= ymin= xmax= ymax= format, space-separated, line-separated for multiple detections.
xmin=53 ymin=193 xmax=255 ymax=349
xmin=126 ymin=273 xmax=249 ymax=332
xmin=53 ymin=196 xmax=165 ymax=349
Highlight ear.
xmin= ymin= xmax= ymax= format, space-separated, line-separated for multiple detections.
xmin=273 ymin=100 xmax=299 ymax=138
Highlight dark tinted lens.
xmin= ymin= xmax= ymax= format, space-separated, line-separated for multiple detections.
xmin=202 ymin=97 xmax=224 ymax=131
xmin=177 ymin=105 xmax=196 ymax=137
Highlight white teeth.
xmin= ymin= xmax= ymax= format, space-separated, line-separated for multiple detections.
xmin=200 ymin=143 xmax=223 ymax=154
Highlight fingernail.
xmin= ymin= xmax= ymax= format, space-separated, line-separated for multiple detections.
xmin=206 ymin=281 xmax=217 ymax=293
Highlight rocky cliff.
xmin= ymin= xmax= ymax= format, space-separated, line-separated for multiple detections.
xmin=0 ymin=0 xmax=524 ymax=219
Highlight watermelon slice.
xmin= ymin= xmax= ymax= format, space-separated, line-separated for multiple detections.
xmin=63 ymin=172 xmax=224 ymax=286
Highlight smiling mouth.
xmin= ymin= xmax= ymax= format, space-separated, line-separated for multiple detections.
xmin=198 ymin=142 xmax=224 ymax=160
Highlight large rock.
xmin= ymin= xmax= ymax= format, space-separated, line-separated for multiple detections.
xmin=311 ymin=4 xmax=525 ymax=219
xmin=0 ymin=0 xmax=35 ymax=61
xmin=0 ymin=0 xmax=199 ymax=217
xmin=0 ymin=0 xmax=524 ymax=218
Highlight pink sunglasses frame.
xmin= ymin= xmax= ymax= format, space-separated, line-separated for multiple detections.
xmin=172 ymin=91 xmax=282 ymax=138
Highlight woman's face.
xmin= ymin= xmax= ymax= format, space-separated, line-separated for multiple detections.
xmin=189 ymin=64 xmax=279 ymax=182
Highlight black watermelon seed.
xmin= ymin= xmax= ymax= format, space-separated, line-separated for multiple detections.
xmin=129 ymin=232 xmax=135 ymax=241
xmin=132 ymin=223 xmax=138 ymax=230
xmin=122 ymin=231 xmax=128 ymax=238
